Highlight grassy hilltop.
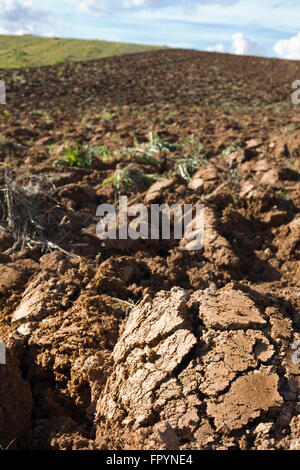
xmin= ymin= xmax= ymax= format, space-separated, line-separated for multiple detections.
xmin=0 ymin=34 xmax=166 ymax=69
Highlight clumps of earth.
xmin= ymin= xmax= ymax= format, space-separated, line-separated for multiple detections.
xmin=95 ymin=285 xmax=300 ymax=450
xmin=1 ymin=262 xmax=300 ymax=450
xmin=1 ymin=49 xmax=300 ymax=450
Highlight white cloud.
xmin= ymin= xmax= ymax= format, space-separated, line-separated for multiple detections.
xmin=121 ymin=0 xmax=239 ymax=6
xmin=274 ymin=32 xmax=300 ymax=60
xmin=0 ymin=0 xmax=55 ymax=35
xmin=122 ymin=0 xmax=149 ymax=6
xmin=15 ymin=28 xmax=30 ymax=35
xmin=232 ymin=33 xmax=265 ymax=56
xmin=68 ymin=0 xmax=240 ymax=15
xmin=77 ymin=1 xmax=108 ymax=15
xmin=206 ymin=43 xmax=226 ymax=53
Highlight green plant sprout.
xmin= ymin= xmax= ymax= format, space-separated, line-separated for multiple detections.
xmin=222 ymin=143 xmax=242 ymax=158
xmin=53 ymin=141 xmax=93 ymax=168
xmin=0 ymin=440 xmax=15 ymax=450
xmin=147 ymin=131 xmax=181 ymax=152
xmin=102 ymin=166 xmax=158 ymax=192
xmin=175 ymin=157 xmax=205 ymax=182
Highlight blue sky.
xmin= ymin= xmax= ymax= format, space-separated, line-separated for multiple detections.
xmin=1 ymin=0 xmax=300 ymax=59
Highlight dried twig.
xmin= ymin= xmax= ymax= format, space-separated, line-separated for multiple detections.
xmin=0 ymin=169 xmax=79 ymax=258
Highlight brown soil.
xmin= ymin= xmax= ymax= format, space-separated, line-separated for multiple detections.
xmin=0 ymin=49 xmax=300 ymax=450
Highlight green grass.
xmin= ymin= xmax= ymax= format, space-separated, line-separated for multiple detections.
xmin=222 ymin=143 xmax=243 ymax=158
xmin=126 ymin=132 xmax=181 ymax=166
xmin=166 ymin=138 xmax=210 ymax=182
xmin=174 ymin=157 xmax=207 ymax=182
xmin=278 ymin=188 xmax=289 ymax=199
xmin=146 ymin=132 xmax=181 ymax=153
xmin=53 ymin=142 xmax=94 ymax=168
xmin=0 ymin=440 xmax=15 ymax=450
xmin=102 ymin=167 xmax=158 ymax=192
xmin=0 ymin=34 xmax=166 ymax=69
xmin=52 ymin=142 xmax=124 ymax=167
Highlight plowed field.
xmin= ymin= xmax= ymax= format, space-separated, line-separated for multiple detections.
xmin=0 ymin=49 xmax=300 ymax=450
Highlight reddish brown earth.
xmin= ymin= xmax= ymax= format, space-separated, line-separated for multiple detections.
xmin=0 ymin=49 xmax=300 ymax=450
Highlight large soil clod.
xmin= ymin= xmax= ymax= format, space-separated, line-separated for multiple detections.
xmin=94 ymin=285 xmax=300 ymax=450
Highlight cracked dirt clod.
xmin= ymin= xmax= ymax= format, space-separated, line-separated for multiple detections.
xmin=94 ymin=285 xmax=295 ymax=448
xmin=112 ymin=288 xmax=190 ymax=363
xmin=206 ymin=368 xmax=283 ymax=432
xmin=199 ymin=329 xmax=274 ymax=396
xmin=179 ymin=207 xmax=239 ymax=266
xmin=199 ymin=286 xmax=266 ymax=330
xmin=12 ymin=273 xmax=53 ymax=323
xmin=2 ymin=259 xmax=299 ymax=449
xmin=96 ymin=287 xmax=197 ymax=427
